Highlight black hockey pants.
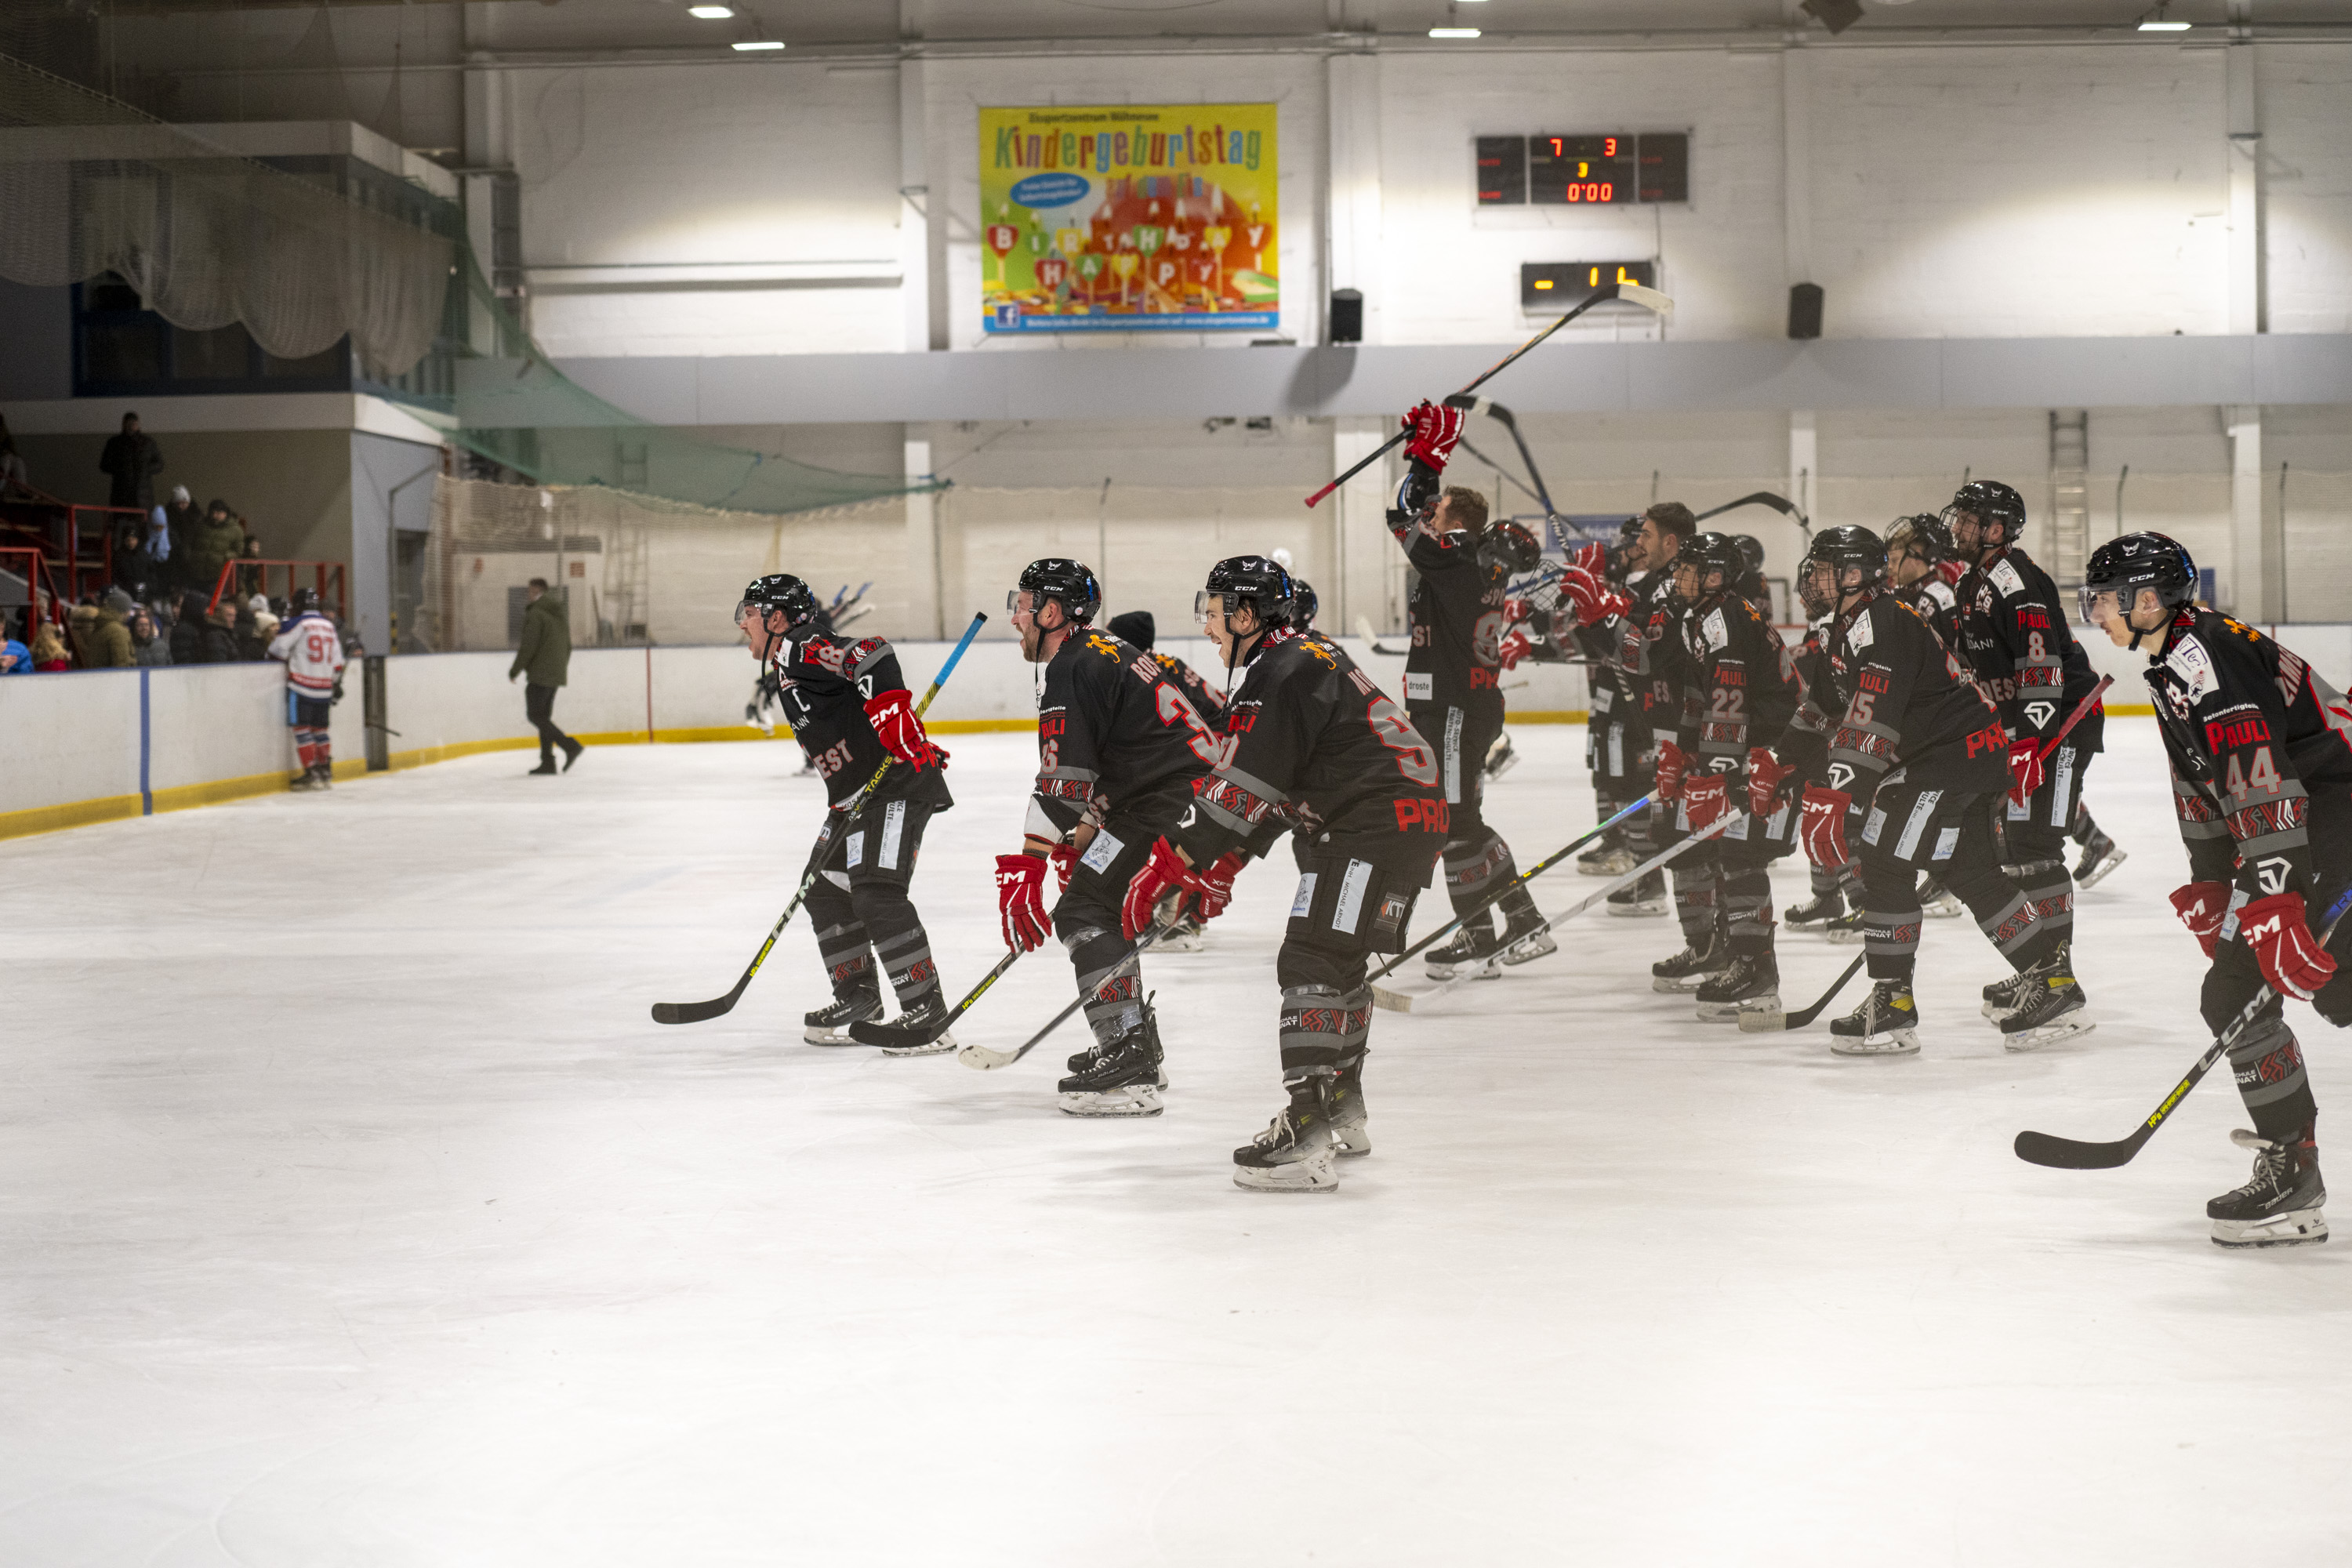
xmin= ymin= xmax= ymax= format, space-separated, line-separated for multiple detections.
xmin=1275 ymin=837 xmax=1439 ymax=1089
xmin=804 ymin=797 xmax=946 ymax=1012
xmin=1854 ymin=783 xmax=2053 ymax=985
xmin=1052 ymin=786 xmax=1189 ymax=1047
xmin=1413 ymin=698 xmax=1536 ymax=932
xmin=1662 ymin=789 xmax=1795 ymax=956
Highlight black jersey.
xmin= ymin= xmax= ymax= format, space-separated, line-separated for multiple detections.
xmin=1388 ymin=508 xmax=1508 ymax=713
xmin=1780 ymin=590 xmax=2008 ymax=805
xmin=1146 ymin=648 xmax=1227 ymax=717
xmin=1171 ymin=626 xmax=1446 ymax=864
xmin=1954 ymin=545 xmax=2105 ymax=754
xmin=774 ymin=625 xmax=952 ymax=810
xmin=1674 ymin=591 xmax=1803 ymax=780
xmin=1616 ymin=570 xmax=1690 ymax=750
xmin=2148 ymin=609 xmax=2352 ymax=902
xmin=1031 ymin=630 xmax=1218 ymax=838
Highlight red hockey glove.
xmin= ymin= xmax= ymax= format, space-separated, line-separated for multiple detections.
xmin=1798 ymin=786 xmax=1855 ymax=870
xmin=2240 ymin=890 xmax=2339 ymax=1002
xmin=1558 ymin=566 xmax=1632 ymax=629
xmin=1401 ymin=401 xmax=1465 ymax=471
xmin=995 ymin=853 xmax=1053 ymax=953
xmin=1496 ymin=627 xmax=1536 ymax=671
xmin=1504 ymin=596 xmax=1530 ymax=625
xmin=1684 ymin=773 xmax=1730 ymax=833
xmin=1049 ymin=839 xmax=1080 ymax=893
xmin=1121 ymin=837 xmax=1206 ymax=940
xmin=1184 ymin=851 xmax=1246 ymax=924
xmin=1746 ymin=747 xmax=1797 ymax=819
xmin=2169 ymin=880 xmax=2231 ymax=960
xmin=1654 ymin=740 xmax=1690 ymax=803
xmin=2005 ymin=738 xmax=2044 ymax=808
xmin=864 ymin=688 xmax=947 ymax=771
xmin=1567 ymin=540 xmax=1610 ymax=579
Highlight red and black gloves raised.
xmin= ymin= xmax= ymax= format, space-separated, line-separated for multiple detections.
xmin=1121 ymin=837 xmax=1209 ymax=940
xmin=1049 ymin=839 xmax=1080 ymax=893
xmin=1558 ymin=566 xmax=1632 ymax=628
xmin=995 ymin=853 xmax=1053 ymax=953
xmin=2169 ymin=880 xmax=2232 ymax=960
xmin=1566 ymin=540 xmax=1610 ymax=579
xmin=1746 ymin=747 xmax=1796 ymax=819
xmin=2240 ymin=890 xmax=2339 ymax=1002
xmin=1496 ymin=627 xmax=1536 ymax=671
xmin=1798 ymin=785 xmax=1855 ymax=869
xmin=1684 ymin=773 xmax=1730 ymax=833
xmin=1184 ymin=851 xmax=1246 ymax=924
xmin=1653 ymin=740 xmax=1689 ymax=802
xmin=2006 ymin=738 xmax=2044 ymax=808
xmin=864 ymin=688 xmax=948 ymax=771
xmin=1401 ymin=401 xmax=1465 ymax=472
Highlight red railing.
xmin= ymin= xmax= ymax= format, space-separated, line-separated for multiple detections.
xmin=205 ymin=558 xmax=347 ymax=624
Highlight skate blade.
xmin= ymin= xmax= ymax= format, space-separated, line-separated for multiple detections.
xmin=880 ymin=1030 xmax=957 ymax=1058
xmin=1059 ymin=1083 xmax=1164 ymax=1116
xmin=1232 ymin=1155 xmax=1338 ymax=1192
xmin=1922 ymin=897 xmax=1963 ymax=919
xmin=1737 ymin=1006 xmax=1788 ymax=1033
xmin=2002 ymin=1016 xmax=2096 ymax=1053
xmin=1698 ymin=992 xmax=1774 ymax=1023
xmin=1332 ymin=1129 xmax=1371 ymax=1158
xmin=958 ymin=1042 xmax=1019 ymax=1071
xmin=804 ymin=1028 xmax=875 ymax=1047
xmin=2077 ymin=848 xmax=2129 ymax=889
xmin=1829 ymin=1029 xmax=1921 ymax=1056
xmin=1156 ymin=931 xmax=1206 ymax=953
xmin=1653 ymin=971 xmax=1721 ymax=994
xmin=1605 ymin=900 xmax=1668 ymax=919
xmin=1499 ymin=932 xmax=1557 ymax=966
xmin=2212 ymin=1209 xmax=2328 ymax=1248
xmin=1822 ymin=927 xmax=1864 ymax=945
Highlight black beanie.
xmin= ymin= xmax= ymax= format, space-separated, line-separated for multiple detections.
xmin=1107 ymin=610 xmax=1155 ymax=649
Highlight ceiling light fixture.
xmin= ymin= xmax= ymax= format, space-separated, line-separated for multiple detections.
xmin=732 ymin=38 xmax=785 ymax=50
xmin=1428 ymin=27 xmax=1482 ymax=38
xmin=1799 ymin=0 xmax=1865 ymax=34
xmin=2138 ymin=4 xmax=2191 ymax=27
xmin=688 ymin=5 xmax=735 ymax=17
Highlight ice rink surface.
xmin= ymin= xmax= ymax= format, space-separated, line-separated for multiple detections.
xmin=9 ymin=718 xmax=2352 ymax=1563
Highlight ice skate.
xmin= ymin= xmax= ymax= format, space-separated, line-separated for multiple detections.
xmin=2209 ymin=1127 xmax=2328 ymax=1249
xmin=1829 ymin=980 xmax=1921 ymax=1056
xmin=1330 ymin=1056 xmax=1370 ymax=1158
xmin=1606 ymin=869 xmax=1668 ymax=918
xmin=1784 ymin=886 xmax=1844 ymax=931
xmin=1651 ymin=931 xmax=1727 ymax=993
xmin=1821 ymin=910 xmax=1864 ymax=943
xmin=1998 ymin=944 xmax=2093 ymax=1051
xmin=1425 ymin=919 xmax=1504 ymax=980
xmin=871 ymin=996 xmax=959 ymax=1057
xmin=2073 ymin=826 xmax=2129 ymax=889
xmin=1696 ymin=953 xmax=1778 ymax=1023
xmin=311 ymin=765 xmax=333 ymax=790
xmin=1577 ymin=831 xmax=1636 ymax=877
xmin=1058 ymin=1009 xmax=1166 ymax=1116
xmin=288 ymin=770 xmax=320 ymax=793
xmin=1155 ymin=915 xmax=1207 ymax=953
xmin=1483 ymin=731 xmax=1519 ymax=781
xmin=804 ymin=987 xmax=883 ymax=1046
xmin=1496 ymin=902 xmax=1557 ymax=967
xmin=1917 ymin=873 xmax=1962 ymax=919
xmin=1232 ymin=1077 xmax=1338 ymax=1193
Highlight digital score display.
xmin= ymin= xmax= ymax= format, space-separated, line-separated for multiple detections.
xmin=1475 ymin=132 xmax=1688 ymax=206
xmin=1520 ymin=260 xmax=1657 ymax=310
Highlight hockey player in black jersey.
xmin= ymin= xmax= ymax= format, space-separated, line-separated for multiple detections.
xmin=1107 ymin=609 xmax=1226 ymax=719
xmin=1944 ymin=479 xmax=2106 ymax=1041
xmin=739 ymin=574 xmax=956 ymax=1054
xmin=1644 ymin=533 xmax=1804 ymax=1020
xmin=997 ymin=562 xmax=1222 ymax=1116
xmin=2086 ymin=533 xmax=2352 ymax=1247
xmin=1382 ymin=402 xmax=1554 ymax=976
xmin=1781 ymin=564 xmax=1862 ymax=936
xmin=1609 ymin=502 xmax=1701 ymax=917
xmin=1768 ymin=528 xmax=2074 ymax=1054
xmin=1120 ymin=555 xmax=1446 ymax=1192
xmin=1574 ymin=517 xmax=1646 ymax=877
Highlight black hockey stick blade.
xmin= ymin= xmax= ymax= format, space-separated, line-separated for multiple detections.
xmin=652 ymin=980 xmax=750 ymax=1027
xmin=849 ymin=946 xmax=1022 ymax=1049
xmin=2013 ymin=1123 xmax=2161 ymax=1171
xmin=960 ymin=923 xmax=1174 ymax=1070
xmin=1737 ymin=953 xmax=1867 ymax=1033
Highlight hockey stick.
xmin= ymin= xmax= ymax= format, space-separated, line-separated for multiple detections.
xmin=2013 ymin=888 xmax=2352 ymax=1171
xmin=1739 ymin=676 xmax=2115 ymax=1033
xmin=650 ymin=612 xmax=987 ymax=1025
xmin=849 ymin=944 xmax=1022 ymax=1050
xmin=1693 ymin=490 xmax=1810 ymax=537
xmin=1367 ymin=794 xmax=1653 ymax=985
xmin=957 ymin=920 xmax=1178 ymax=1070
xmin=1374 ymin=810 xmax=1733 ymax=1013
xmin=1352 ymin=615 xmax=1410 ymax=657
xmin=1303 ymin=282 xmax=1674 ymax=508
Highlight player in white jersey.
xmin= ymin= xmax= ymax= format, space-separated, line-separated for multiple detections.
xmin=266 ymin=588 xmax=347 ymax=791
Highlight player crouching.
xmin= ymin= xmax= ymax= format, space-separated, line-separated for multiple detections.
xmin=2086 ymin=533 xmax=2352 ymax=1247
xmin=1120 ymin=556 xmax=1446 ymax=1192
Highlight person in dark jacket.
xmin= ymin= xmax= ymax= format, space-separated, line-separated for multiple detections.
xmin=510 ymin=579 xmax=582 ymax=774
xmin=169 ymin=593 xmax=208 ymax=665
xmin=99 ymin=412 xmax=164 ymax=510
xmin=183 ymin=501 xmax=245 ymax=602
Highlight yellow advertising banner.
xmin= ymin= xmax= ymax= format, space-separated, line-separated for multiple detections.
xmin=978 ymin=103 xmax=1278 ymax=334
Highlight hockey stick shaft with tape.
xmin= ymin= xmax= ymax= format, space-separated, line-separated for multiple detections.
xmin=651 ymin=612 xmax=987 ymax=1025
xmin=851 ymin=945 xmax=1023 ymax=1050
xmin=960 ymin=920 xmax=1177 ymax=1070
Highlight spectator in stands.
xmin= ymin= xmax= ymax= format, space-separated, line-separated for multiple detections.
xmin=169 ymin=591 xmax=212 ymax=665
xmin=0 ymin=415 xmax=27 ymax=496
xmin=184 ymin=499 xmax=244 ymax=603
xmin=100 ymin=412 xmax=165 ymax=510
xmin=236 ymin=534 xmax=265 ymax=598
xmin=0 ymin=631 xmax=29 ymax=674
xmin=510 ymin=577 xmax=583 ymax=775
xmin=132 ymin=604 xmax=169 ymax=666
xmin=30 ymin=622 xmax=71 ymax=671
xmin=73 ymin=589 xmax=137 ymax=668
xmin=205 ymin=599 xmax=240 ymax=662
xmin=162 ymin=485 xmax=201 ymax=573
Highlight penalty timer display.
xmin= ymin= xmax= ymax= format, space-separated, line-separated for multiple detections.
xmin=980 ymin=103 xmax=1278 ymax=334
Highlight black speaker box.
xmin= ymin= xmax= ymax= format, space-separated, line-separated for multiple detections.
xmin=1788 ymin=282 xmax=1824 ymax=340
xmin=1329 ymin=289 xmax=1363 ymax=344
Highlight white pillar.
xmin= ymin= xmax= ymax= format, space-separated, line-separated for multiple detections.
xmin=1331 ymin=417 xmax=1393 ymax=634
xmin=2227 ymin=405 xmax=2266 ymax=622
xmin=1325 ymin=53 xmax=1382 ymax=344
xmin=905 ymin=436 xmax=942 ymax=640
xmin=2225 ymin=40 xmax=2263 ymax=336
xmin=1788 ymin=409 xmax=1817 ymax=525
xmin=897 ymin=56 xmax=942 ymax=354
xmin=1781 ymin=45 xmax=1814 ymax=293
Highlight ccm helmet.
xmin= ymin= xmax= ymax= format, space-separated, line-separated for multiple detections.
xmin=1799 ymin=525 xmax=1887 ymax=598
xmin=1197 ymin=554 xmax=1294 ymax=630
xmin=2082 ymin=532 xmax=2198 ymax=646
xmin=739 ymin=572 xmax=818 ymax=630
xmin=1478 ymin=521 xmax=1542 ymax=578
xmin=1291 ymin=578 xmax=1319 ymax=628
xmin=1675 ymin=532 xmax=1745 ymax=601
xmin=1011 ymin=557 xmax=1102 ymax=626
xmin=1943 ymin=480 xmax=2027 ymax=551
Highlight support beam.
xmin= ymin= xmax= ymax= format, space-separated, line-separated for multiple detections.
xmin=904 ymin=435 xmax=942 ymax=640
xmin=2227 ymin=404 xmax=2267 ymax=620
xmin=2226 ymin=37 xmax=2263 ymax=336
xmin=1788 ymin=408 xmax=1817 ymax=525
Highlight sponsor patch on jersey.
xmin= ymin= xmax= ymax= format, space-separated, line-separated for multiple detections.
xmin=1701 ymin=608 xmax=1729 ymax=653
xmin=1988 ymin=557 xmax=2026 ymax=597
xmin=1925 ymin=579 xmax=1955 ymax=610
xmin=2166 ymin=633 xmax=2218 ymax=703
xmin=1079 ymin=828 xmax=1125 ymax=873
xmin=1845 ymin=612 xmax=1875 ymax=653
xmin=1405 ymin=672 xmax=1433 ymax=702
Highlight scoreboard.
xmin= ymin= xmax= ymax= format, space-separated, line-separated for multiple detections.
xmin=1476 ymin=132 xmax=1689 ymax=206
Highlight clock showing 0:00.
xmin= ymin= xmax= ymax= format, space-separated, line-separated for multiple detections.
xmin=1476 ymin=133 xmax=1689 ymax=205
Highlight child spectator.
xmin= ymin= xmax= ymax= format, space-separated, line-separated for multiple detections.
xmin=30 ymin=624 xmax=71 ymax=671
xmin=0 ymin=633 xmax=29 ymax=674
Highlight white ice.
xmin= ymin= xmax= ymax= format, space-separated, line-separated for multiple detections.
xmin=9 ymin=718 xmax=2350 ymax=1564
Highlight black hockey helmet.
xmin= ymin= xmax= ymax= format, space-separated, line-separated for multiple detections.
xmin=1478 ymin=521 xmax=1541 ymax=578
xmin=1673 ymin=532 xmax=1744 ymax=602
xmin=1106 ymin=609 xmax=1155 ymax=648
xmin=1885 ymin=513 xmax=1951 ymax=567
xmin=287 ymin=586 xmax=318 ymax=616
xmin=1291 ymin=578 xmax=1319 ymax=627
xmin=1197 ymin=554 xmax=1294 ymax=631
xmin=2082 ymin=532 xmax=2198 ymax=637
xmin=738 ymin=572 xmax=818 ymax=629
xmin=1733 ymin=534 xmax=1766 ymax=575
xmin=1942 ymin=479 xmax=2027 ymax=550
xmin=1011 ymin=557 xmax=1102 ymax=626
xmin=1799 ymin=525 xmax=1886 ymax=598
